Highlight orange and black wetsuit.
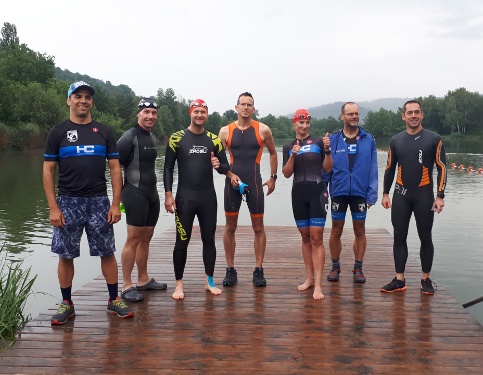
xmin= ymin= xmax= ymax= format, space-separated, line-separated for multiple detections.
xmin=224 ymin=121 xmax=264 ymax=217
xmin=383 ymin=128 xmax=447 ymax=274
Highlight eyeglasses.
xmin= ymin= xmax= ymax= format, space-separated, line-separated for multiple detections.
xmin=405 ymin=110 xmax=421 ymax=116
xmin=237 ymin=103 xmax=254 ymax=108
xmin=295 ymin=114 xmax=311 ymax=120
xmin=190 ymin=101 xmax=208 ymax=108
xmin=344 ymin=112 xmax=359 ymax=117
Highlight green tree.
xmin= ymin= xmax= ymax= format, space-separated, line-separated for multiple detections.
xmin=158 ymin=105 xmax=173 ymax=138
xmin=364 ymin=108 xmax=403 ymax=138
xmin=0 ymin=22 xmax=20 ymax=49
xmin=223 ymin=110 xmax=237 ymax=122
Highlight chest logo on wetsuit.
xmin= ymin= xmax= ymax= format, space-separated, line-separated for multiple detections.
xmin=189 ymin=145 xmax=208 ymax=154
xmin=419 ymin=150 xmax=422 ymax=164
xmin=67 ymin=130 xmax=78 ymax=143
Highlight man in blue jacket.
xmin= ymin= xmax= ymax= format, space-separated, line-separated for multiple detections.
xmin=325 ymin=102 xmax=378 ymax=284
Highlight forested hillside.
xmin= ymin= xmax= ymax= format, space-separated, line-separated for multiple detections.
xmin=1 ymin=22 xmax=482 ymax=150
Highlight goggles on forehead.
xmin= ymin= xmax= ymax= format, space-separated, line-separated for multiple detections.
xmin=190 ymin=101 xmax=208 ymax=109
xmin=295 ymin=114 xmax=311 ymax=120
xmin=138 ymin=98 xmax=159 ymax=109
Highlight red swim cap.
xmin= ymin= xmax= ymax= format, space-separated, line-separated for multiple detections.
xmin=292 ymin=109 xmax=311 ymax=124
xmin=189 ymin=99 xmax=208 ymax=115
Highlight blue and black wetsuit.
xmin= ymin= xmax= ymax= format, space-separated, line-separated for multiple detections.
xmin=383 ymin=128 xmax=447 ymax=274
xmin=163 ymin=128 xmax=229 ymax=280
xmin=117 ymin=124 xmax=160 ymax=227
xmin=283 ymin=136 xmax=328 ymax=228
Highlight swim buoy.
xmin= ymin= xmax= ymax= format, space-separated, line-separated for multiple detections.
xmin=478 ymin=168 xmax=483 ymax=174
xmin=451 ymin=163 xmax=456 ymax=168
xmin=459 ymin=164 xmax=465 ymax=170
xmin=468 ymin=166 xmax=474 ymax=172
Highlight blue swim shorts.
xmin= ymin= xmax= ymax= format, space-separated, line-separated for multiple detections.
xmin=51 ymin=195 xmax=116 ymax=259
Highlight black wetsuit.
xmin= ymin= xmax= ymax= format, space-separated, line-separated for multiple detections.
xmin=383 ymin=128 xmax=447 ymax=274
xmin=282 ymin=136 xmax=328 ymax=228
xmin=224 ymin=121 xmax=264 ymax=216
xmin=163 ymin=128 xmax=229 ymax=280
xmin=117 ymin=124 xmax=160 ymax=227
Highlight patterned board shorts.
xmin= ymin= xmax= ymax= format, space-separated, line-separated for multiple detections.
xmin=51 ymin=195 xmax=116 ymax=259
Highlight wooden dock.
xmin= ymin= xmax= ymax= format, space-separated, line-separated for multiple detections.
xmin=2 ymin=226 xmax=483 ymax=374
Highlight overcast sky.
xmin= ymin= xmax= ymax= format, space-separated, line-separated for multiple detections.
xmin=2 ymin=0 xmax=483 ymax=116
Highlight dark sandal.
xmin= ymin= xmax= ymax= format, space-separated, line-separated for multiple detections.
xmin=121 ymin=287 xmax=144 ymax=302
xmin=136 ymin=278 xmax=167 ymax=291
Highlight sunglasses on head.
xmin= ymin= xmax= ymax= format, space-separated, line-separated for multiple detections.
xmin=295 ymin=114 xmax=311 ymax=120
xmin=138 ymin=99 xmax=159 ymax=108
xmin=191 ymin=101 xmax=208 ymax=108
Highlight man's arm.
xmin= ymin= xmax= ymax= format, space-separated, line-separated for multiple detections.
xmin=260 ymin=123 xmax=278 ymax=196
xmin=42 ymin=161 xmax=65 ymax=228
xmin=163 ymin=139 xmax=177 ymax=213
xmin=366 ymin=137 xmax=378 ymax=206
xmin=382 ymin=140 xmax=396 ymax=208
xmin=107 ymin=159 xmax=122 ymax=224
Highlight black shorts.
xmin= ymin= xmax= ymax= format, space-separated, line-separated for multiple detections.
xmin=121 ymin=184 xmax=160 ymax=227
xmin=224 ymin=178 xmax=264 ymax=217
xmin=291 ymin=182 xmax=328 ymax=228
xmin=330 ymin=195 xmax=367 ymax=221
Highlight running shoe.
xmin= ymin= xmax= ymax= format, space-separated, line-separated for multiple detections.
xmin=107 ymin=297 xmax=134 ymax=318
xmin=352 ymin=269 xmax=366 ymax=284
xmin=51 ymin=300 xmax=75 ymax=325
xmin=223 ymin=267 xmax=238 ymax=286
xmin=327 ymin=267 xmax=341 ymax=282
xmin=252 ymin=267 xmax=267 ymax=287
xmin=380 ymin=277 xmax=406 ymax=293
xmin=421 ymin=278 xmax=437 ymax=295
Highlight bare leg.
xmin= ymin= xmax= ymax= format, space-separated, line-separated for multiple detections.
xmin=310 ymin=226 xmax=325 ymax=300
xmin=58 ymin=258 xmax=75 ymax=288
xmin=352 ymin=220 xmax=366 ymax=263
xmin=224 ymin=215 xmax=238 ymax=267
xmin=121 ymin=225 xmax=142 ymax=290
xmin=297 ymin=227 xmax=314 ymax=291
xmin=251 ymin=216 xmax=266 ymax=268
xmin=135 ymin=226 xmax=155 ymax=286
xmin=205 ymin=276 xmax=222 ymax=295
xmin=172 ymin=279 xmax=184 ymax=300
xmin=329 ymin=220 xmax=345 ymax=261
xmin=100 ymin=254 xmax=118 ymax=284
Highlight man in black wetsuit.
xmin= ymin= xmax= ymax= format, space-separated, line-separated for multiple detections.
xmin=381 ymin=100 xmax=447 ymax=295
xmin=163 ymin=99 xmax=233 ymax=300
xmin=117 ymin=98 xmax=167 ymax=302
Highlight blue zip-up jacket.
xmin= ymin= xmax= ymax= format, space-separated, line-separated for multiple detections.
xmin=324 ymin=126 xmax=378 ymax=205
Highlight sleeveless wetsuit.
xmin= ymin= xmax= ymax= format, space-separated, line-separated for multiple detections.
xmin=224 ymin=121 xmax=264 ymax=217
xmin=117 ymin=124 xmax=160 ymax=227
xmin=282 ymin=136 xmax=328 ymax=228
xmin=163 ymin=128 xmax=228 ymax=280
xmin=383 ymin=128 xmax=447 ymax=274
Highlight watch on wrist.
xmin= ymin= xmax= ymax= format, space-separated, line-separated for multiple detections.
xmin=270 ymin=174 xmax=277 ymax=180
xmin=324 ymin=148 xmax=331 ymax=155
xmin=437 ymin=192 xmax=445 ymax=199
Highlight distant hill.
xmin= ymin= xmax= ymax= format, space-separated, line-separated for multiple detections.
xmin=296 ymin=98 xmax=411 ymax=121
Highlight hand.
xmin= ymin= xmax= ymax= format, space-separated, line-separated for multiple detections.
xmin=107 ymin=204 xmax=121 ymax=224
xmin=262 ymin=178 xmax=276 ymax=196
xmin=292 ymin=140 xmax=300 ymax=155
xmin=322 ymin=132 xmax=330 ymax=151
xmin=381 ymin=195 xmax=391 ymax=209
xmin=432 ymin=197 xmax=444 ymax=214
xmin=49 ymin=207 xmax=66 ymax=228
xmin=211 ymin=152 xmax=220 ymax=169
xmin=164 ymin=195 xmax=176 ymax=214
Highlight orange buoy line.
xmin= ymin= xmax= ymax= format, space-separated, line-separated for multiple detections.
xmin=450 ymin=163 xmax=483 ymax=174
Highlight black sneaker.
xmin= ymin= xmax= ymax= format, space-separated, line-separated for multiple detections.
xmin=223 ymin=267 xmax=238 ymax=286
xmin=421 ymin=278 xmax=437 ymax=295
xmin=107 ymin=297 xmax=134 ymax=318
xmin=380 ymin=277 xmax=406 ymax=293
xmin=252 ymin=267 xmax=267 ymax=287
xmin=51 ymin=300 xmax=75 ymax=325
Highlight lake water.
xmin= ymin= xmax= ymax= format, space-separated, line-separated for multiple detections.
xmin=1 ymin=138 xmax=483 ymax=324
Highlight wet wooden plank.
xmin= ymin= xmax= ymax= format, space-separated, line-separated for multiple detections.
xmin=2 ymin=226 xmax=483 ymax=374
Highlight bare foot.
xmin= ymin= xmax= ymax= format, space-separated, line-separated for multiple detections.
xmin=172 ymin=280 xmax=184 ymax=300
xmin=205 ymin=282 xmax=222 ymax=295
xmin=313 ymin=285 xmax=325 ymax=300
xmin=297 ymin=279 xmax=315 ymax=291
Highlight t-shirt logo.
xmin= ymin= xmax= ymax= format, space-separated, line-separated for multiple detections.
xmin=67 ymin=130 xmax=78 ymax=143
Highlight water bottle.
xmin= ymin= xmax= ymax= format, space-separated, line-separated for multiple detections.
xmin=120 ymin=202 xmax=126 ymax=213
